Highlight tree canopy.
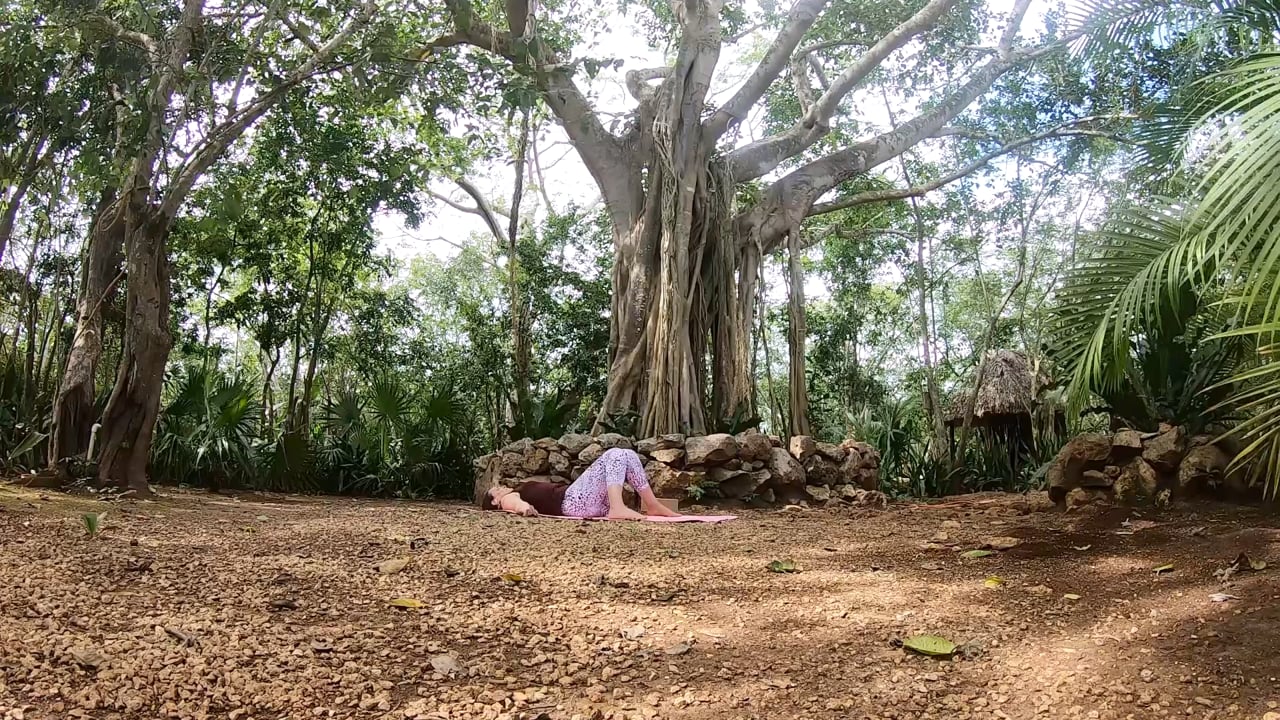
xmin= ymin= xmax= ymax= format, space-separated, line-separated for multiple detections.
xmin=0 ymin=0 xmax=1277 ymax=498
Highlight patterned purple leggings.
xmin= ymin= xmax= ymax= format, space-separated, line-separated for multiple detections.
xmin=562 ymin=448 xmax=652 ymax=518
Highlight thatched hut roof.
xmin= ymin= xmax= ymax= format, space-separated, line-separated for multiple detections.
xmin=943 ymin=350 xmax=1049 ymax=427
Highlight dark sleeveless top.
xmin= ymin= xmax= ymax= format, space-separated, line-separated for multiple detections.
xmin=514 ymin=480 xmax=568 ymax=516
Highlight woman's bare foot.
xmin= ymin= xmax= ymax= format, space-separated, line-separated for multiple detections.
xmin=641 ymin=501 xmax=681 ymax=517
xmin=606 ymin=507 xmax=646 ymax=521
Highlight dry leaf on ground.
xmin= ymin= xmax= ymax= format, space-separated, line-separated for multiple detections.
xmin=430 ymin=654 xmax=461 ymax=675
xmin=376 ymin=557 xmax=412 ymax=575
xmin=903 ymin=635 xmax=956 ymax=657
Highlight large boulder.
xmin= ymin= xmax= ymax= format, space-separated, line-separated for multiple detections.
xmin=501 ymin=438 xmax=533 ymax=454
xmin=719 ymin=470 xmax=771 ymax=499
xmin=646 ymin=462 xmax=705 ymax=499
xmin=707 ymin=466 xmax=745 ymax=484
xmin=789 ymin=435 xmax=817 ymax=462
xmin=650 ymin=448 xmax=686 ymax=466
xmin=1080 ymin=469 xmax=1112 ymax=488
xmin=839 ymin=454 xmax=879 ymax=490
xmin=559 ymin=433 xmax=593 ymax=457
xmin=802 ymin=454 xmax=841 ymax=487
xmin=735 ymin=429 xmax=773 ymax=462
xmin=767 ymin=446 xmax=806 ymax=491
xmin=522 ymin=446 xmax=550 ymax=474
xmin=685 ymin=433 xmax=739 ymax=466
xmin=500 ymin=451 xmax=524 ymax=478
xmin=1066 ymin=487 xmax=1111 ymax=510
xmin=815 ymin=442 xmax=847 ymax=463
xmin=1142 ymin=426 xmax=1187 ymax=473
xmin=637 ymin=434 xmax=686 ymax=454
xmin=1114 ymin=457 xmax=1158 ymax=503
xmin=1178 ymin=443 xmax=1231 ymax=493
xmin=579 ymin=443 xmax=604 ymax=466
xmin=473 ymin=455 xmax=502 ymax=504
xmin=548 ymin=450 xmax=571 ymax=477
xmin=597 ymin=433 xmax=634 ymax=450
xmin=841 ymin=440 xmax=880 ymax=467
xmin=1046 ymin=433 xmax=1113 ymax=503
xmin=805 ymin=485 xmax=832 ymax=504
xmin=1111 ymin=429 xmax=1143 ymax=458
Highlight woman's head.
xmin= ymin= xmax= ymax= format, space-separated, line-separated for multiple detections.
xmin=479 ymin=485 xmax=514 ymax=510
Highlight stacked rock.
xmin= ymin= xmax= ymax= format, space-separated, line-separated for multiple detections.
xmin=473 ymin=430 xmax=882 ymax=506
xmin=1046 ymin=425 xmax=1243 ymax=507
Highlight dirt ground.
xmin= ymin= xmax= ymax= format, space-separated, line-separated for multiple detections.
xmin=2 ymin=485 xmax=1280 ymax=720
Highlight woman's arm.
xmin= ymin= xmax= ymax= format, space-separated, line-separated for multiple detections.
xmin=497 ymin=492 xmax=539 ymax=516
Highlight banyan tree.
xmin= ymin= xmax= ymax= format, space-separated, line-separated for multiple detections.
xmin=426 ymin=0 xmax=1111 ymax=438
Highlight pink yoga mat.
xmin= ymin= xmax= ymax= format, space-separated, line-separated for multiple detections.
xmin=539 ymin=514 xmax=737 ymax=523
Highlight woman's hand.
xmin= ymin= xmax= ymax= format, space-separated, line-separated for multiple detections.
xmin=521 ymin=505 xmax=539 ymax=517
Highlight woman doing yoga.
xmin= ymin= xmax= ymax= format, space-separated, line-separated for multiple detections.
xmin=481 ymin=448 xmax=680 ymax=519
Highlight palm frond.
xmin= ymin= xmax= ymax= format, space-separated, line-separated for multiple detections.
xmin=368 ymin=376 xmax=411 ymax=430
xmin=1192 ymin=54 xmax=1280 ymax=317
xmin=1052 ymin=200 xmax=1207 ymax=411
xmin=1065 ymin=0 xmax=1210 ymax=58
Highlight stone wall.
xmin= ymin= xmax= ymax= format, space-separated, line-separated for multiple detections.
xmin=1047 ymin=425 xmax=1243 ymax=507
xmin=473 ymin=430 xmax=881 ymax=506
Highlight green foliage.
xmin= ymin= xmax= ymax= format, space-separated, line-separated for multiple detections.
xmin=0 ymin=352 xmax=47 ymax=472
xmin=505 ymin=389 xmax=583 ymax=443
xmin=310 ymin=377 xmax=472 ymax=498
xmin=1055 ymin=44 xmax=1280 ymax=493
xmin=151 ymin=367 xmax=262 ymax=488
xmin=1051 ymin=204 xmax=1248 ymax=431
xmin=81 ymin=512 xmax=104 ymax=538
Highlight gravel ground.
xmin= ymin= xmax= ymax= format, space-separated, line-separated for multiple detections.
xmin=2 ymin=484 xmax=1279 ymax=720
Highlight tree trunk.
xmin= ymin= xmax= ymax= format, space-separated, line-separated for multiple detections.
xmin=786 ymin=224 xmax=811 ymax=438
xmin=38 ymin=290 xmax=64 ymax=394
xmin=299 ymin=304 xmax=336 ymax=431
xmin=96 ymin=203 xmax=172 ymax=495
xmin=508 ymin=109 xmax=532 ymax=427
xmin=914 ymin=212 xmax=948 ymax=458
xmin=201 ymin=263 xmax=226 ymax=373
xmin=0 ymin=136 xmax=48 ymax=265
xmin=21 ymin=276 xmax=39 ymax=417
xmin=49 ymin=190 xmax=124 ymax=465
xmin=262 ymin=345 xmax=280 ymax=432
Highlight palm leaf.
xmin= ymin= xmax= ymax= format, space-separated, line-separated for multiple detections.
xmin=368 ymin=376 xmax=411 ymax=430
xmin=1052 ymin=201 xmax=1207 ymax=411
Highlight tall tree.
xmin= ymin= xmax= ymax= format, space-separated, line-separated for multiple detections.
xmin=49 ymin=0 xmax=380 ymax=492
xmin=431 ymin=0 xmax=1125 ymax=437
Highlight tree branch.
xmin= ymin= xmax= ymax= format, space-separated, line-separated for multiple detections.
xmin=998 ymin=0 xmax=1035 ymax=57
xmin=426 ymin=187 xmax=510 ymax=219
xmin=807 ymin=55 xmax=830 ymax=91
xmin=438 ymin=0 xmax=639 ymax=227
xmin=86 ymin=15 xmax=160 ymax=59
xmin=737 ymin=2 xmax=1096 ymax=253
xmin=625 ymin=66 xmax=670 ymax=103
xmin=808 ymin=125 xmax=1123 ymax=216
xmin=791 ymin=56 xmax=815 ymax=113
xmin=162 ymin=1 xmax=380 ymax=220
xmin=705 ymin=0 xmax=831 ymax=139
xmin=739 ymin=56 xmax=1017 ymax=252
xmin=453 ymin=177 xmax=509 ymax=244
xmin=724 ymin=0 xmax=958 ymax=181
xmin=278 ymin=10 xmax=322 ymax=52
